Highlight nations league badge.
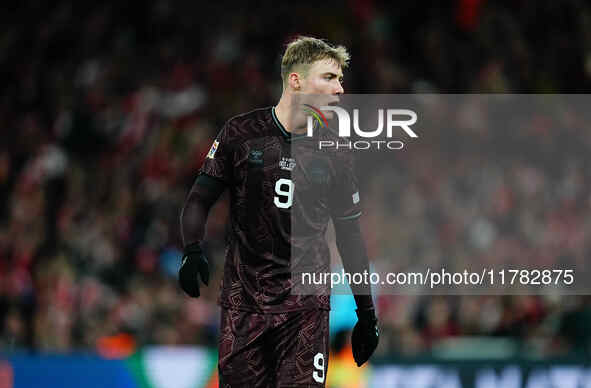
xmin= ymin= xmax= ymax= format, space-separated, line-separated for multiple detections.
xmin=207 ymin=140 xmax=219 ymax=159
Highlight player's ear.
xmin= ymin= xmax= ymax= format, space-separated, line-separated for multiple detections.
xmin=288 ymin=72 xmax=302 ymax=92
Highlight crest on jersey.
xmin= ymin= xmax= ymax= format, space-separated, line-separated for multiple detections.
xmin=207 ymin=140 xmax=219 ymax=159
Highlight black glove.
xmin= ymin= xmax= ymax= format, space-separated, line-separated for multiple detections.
xmin=351 ymin=308 xmax=379 ymax=366
xmin=178 ymin=242 xmax=209 ymax=297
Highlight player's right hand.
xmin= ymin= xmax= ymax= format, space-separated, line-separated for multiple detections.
xmin=179 ymin=242 xmax=209 ymax=298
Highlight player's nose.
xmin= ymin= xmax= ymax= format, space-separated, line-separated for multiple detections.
xmin=335 ymin=82 xmax=344 ymax=95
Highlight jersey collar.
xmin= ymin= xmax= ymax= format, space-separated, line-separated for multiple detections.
xmin=271 ymin=106 xmax=309 ymax=142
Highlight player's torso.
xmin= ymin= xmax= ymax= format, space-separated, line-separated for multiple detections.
xmin=221 ymin=108 xmax=336 ymax=311
xmin=229 ymin=127 xmax=335 ymax=262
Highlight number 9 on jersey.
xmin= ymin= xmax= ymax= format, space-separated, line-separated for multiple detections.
xmin=274 ymin=178 xmax=294 ymax=209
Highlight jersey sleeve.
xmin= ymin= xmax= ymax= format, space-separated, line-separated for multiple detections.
xmin=329 ymin=153 xmax=362 ymax=221
xmin=199 ymin=121 xmax=234 ymax=185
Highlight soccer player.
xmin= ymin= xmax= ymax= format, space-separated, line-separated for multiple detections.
xmin=179 ymin=36 xmax=379 ymax=387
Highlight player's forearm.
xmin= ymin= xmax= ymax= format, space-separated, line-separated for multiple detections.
xmin=180 ymin=174 xmax=226 ymax=247
xmin=334 ymin=218 xmax=374 ymax=311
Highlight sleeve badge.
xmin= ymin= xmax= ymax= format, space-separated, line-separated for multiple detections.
xmin=207 ymin=140 xmax=219 ymax=159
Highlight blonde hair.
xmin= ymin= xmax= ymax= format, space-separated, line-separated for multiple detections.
xmin=280 ymin=36 xmax=350 ymax=82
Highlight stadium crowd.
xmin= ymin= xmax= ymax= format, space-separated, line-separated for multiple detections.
xmin=2 ymin=0 xmax=591 ymax=359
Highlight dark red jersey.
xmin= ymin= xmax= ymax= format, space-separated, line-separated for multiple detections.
xmin=200 ymin=107 xmax=361 ymax=313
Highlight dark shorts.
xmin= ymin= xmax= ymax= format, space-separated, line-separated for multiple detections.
xmin=218 ymin=308 xmax=330 ymax=388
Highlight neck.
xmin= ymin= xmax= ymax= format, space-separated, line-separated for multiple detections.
xmin=274 ymin=92 xmax=307 ymax=134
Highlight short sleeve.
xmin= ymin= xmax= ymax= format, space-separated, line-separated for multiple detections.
xmin=329 ymin=153 xmax=362 ymax=220
xmin=199 ymin=122 xmax=234 ymax=184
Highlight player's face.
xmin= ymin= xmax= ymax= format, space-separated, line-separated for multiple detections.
xmin=299 ymin=59 xmax=344 ymax=119
xmin=300 ymin=59 xmax=344 ymax=95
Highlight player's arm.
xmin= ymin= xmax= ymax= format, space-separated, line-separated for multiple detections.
xmin=179 ymin=123 xmax=233 ymax=298
xmin=330 ymin=152 xmax=379 ymax=366
xmin=333 ymin=217 xmax=379 ymax=367
xmin=178 ymin=174 xmax=226 ymax=297
xmin=180 ymin=174 xmax=226 ymax=247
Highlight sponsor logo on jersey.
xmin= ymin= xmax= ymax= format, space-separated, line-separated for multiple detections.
xmin=279 ymin=157 xmax=296 ymax=171
xmin=248 ymin=149 xmax=264 ymax=165
xmin=207 ymin=140 xmax=219 ymax=159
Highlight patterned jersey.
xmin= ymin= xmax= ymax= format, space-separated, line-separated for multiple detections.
xmin=200 ymin=106 xmax=361 ymax=313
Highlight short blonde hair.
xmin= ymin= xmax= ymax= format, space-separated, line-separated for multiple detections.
xmin=280 ymin=36 xmax=350 ymax=82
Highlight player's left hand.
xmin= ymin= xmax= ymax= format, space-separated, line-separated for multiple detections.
xmin=351 ymin=308 xmax=379 ymax=367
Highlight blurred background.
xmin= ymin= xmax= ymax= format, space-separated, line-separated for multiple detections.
xmin=2 ymin=0 xmax=591 ymax=387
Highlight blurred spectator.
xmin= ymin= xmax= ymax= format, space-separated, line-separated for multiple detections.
xmin=1 ymin=0 xmax=591 ymax=358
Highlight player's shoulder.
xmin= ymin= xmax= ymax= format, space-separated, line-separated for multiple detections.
xmin=220 ymin=107 xmax=273 ymax=143
xmin=227 ymin=106 xmax=271 ymax=125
